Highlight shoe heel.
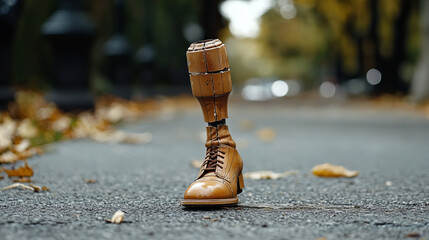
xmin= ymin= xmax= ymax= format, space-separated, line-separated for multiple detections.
xmin=237 ymin=173 xmax=245 ymax=194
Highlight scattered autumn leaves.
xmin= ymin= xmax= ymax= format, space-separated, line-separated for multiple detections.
xmin=192 ymin=118 xmax=360 ymax=179
xmin=190 ymin=160 xmax=359 ymax=179
xmin=0 ymin=91 xmax=194 ymax=185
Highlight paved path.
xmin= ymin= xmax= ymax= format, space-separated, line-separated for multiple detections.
xmin=1 ymin=101 xmax=428 ymax=239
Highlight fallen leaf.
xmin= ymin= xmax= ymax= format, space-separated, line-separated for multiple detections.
xmin=29 ymin=184 xmax=41 ymax=192
xmin=238 ymin=119 xmax=254 ymax=131
xmin=17 ymin=147 xmax=42 ymax=160
xmin=52 ymin=116 xmax=72 ymax=132
xmin=12 ymin=177 xmax=32 ymax=182
xmin=1 ymin=183 xmax=36 ymax=191
xmin=256 ymin=128 xmax=276 ymax=142
xmin=405 ymin=232 xmax=421 ymax=238
xmin=0 ymin=151 xmax=17 ymax=163
xmin=106 ymin=210 xmax=124 ymax=224
xmin=15 ymin=139 xmax=30 ymax=152
xmin=190 ymin=160 xmax=203 ymax=168
xmin=244 ymin=170 xmax=299 ymax=180
xmin=2 ymin=160 xmax=34 ymax=178
xmin=42 ymin=186 xmax=50 ymax=191
xmin=312 ymin=163 xmax=359 ymax=178
xmin=84 ymin=179 xmax=96 ymax=183
xmin=0 ymin=117 xmax=16 ymax=150
xmin=17 ymin=119 xmax=38 ymax=138
xmin=0 ymin=147 xmax=42 ymax=164
xmin=0 ymin=176 xmax=3 ymax=180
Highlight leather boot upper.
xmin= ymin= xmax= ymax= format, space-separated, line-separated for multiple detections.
xmin=184 ymin=125 xmax=243 ymax=200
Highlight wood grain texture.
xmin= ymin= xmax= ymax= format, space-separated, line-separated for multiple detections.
xmin=187 ymin=39 xmax=232 ymax=122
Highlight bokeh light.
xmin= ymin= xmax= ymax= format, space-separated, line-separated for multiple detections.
xmin=220 ymin=0 xmax=273 ymax=38
xmin=319 ymin=81 xmax=336 ymax=98
xmin=271 ymin=80 xmax=289 ymax=97
xmin=366 ymin=68 xmax=382 ymax=86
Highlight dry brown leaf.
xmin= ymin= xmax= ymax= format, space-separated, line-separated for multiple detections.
xmin=312 ymin=163 xmax=359 ymax=178
xmin=405 ymin=232 xmax=421 ymax=238
xmin=12 ymin=177 xmax=32 ymax=183
xmin=190 ymin=160 xmax=203 ymax=168
xmin=42 ymin=186 xmax=50 ymax=191
xmin=106 ymin=210 xmax=124 ymax=224
xmin=28 ymin=184 xmax=41 ymax=192
xmin=1 ymin=183 xmax=36 ymax=191
xmin=0 ymin=176 xmax=3 ymax=180
xmin=2 ymin=160 xmax=34 ymax=178
xmin=256 ymin=128 xmax=276 ymax=142
xmin=244 ymin=170 xmax=299 ymax=180
xmin=84 ymin=179 xmax=96 ymax=183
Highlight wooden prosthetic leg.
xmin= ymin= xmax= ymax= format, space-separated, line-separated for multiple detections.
xmin=186 ymin=39 xmax=232 ymax=123
xmin=182 ymin=39 xmax=244 ymax=207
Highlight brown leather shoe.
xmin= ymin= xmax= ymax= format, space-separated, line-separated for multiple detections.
xmin=182 ymin=125 xmax=244 ymax=206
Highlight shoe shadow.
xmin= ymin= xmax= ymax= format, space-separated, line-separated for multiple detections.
xmin=182 ymin=205 xmax=240 ymax=211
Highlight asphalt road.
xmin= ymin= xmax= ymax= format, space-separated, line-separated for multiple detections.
xmin=1 ymin=100 xmax=428 ymax=240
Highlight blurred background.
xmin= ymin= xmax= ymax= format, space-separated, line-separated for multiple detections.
xmin=0 ymin=0 xmax=428 ymax=109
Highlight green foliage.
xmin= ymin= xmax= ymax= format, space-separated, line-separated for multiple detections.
xmin=224 ymin=0 xmax=421 ymax=91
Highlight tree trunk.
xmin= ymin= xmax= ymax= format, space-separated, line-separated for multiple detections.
xmin=202 ymin=0 xmax=224 ymax=39
xmin=411 ymin=0 xmax=429 ymax=102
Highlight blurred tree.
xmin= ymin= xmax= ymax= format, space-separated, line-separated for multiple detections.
xmin=301 ymin=0 xmax=417 ymax=94
xmin=8 ymin=0 xmax=226 ymax=93
xmin=202 ymin=0 xmax=224 ymax=39
xmin=226 ymin=0 xmax=420 ymax=93
xmin=411 ymin=0 xmax=429 ymax=102
xmin=258 ymin=7 xmax=326 ymax=86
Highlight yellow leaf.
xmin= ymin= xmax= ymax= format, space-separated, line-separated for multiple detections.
xmin=256 ymin=128 xmax=276 ymax=142
xmin=312 ymin=163 xmax=359 ymax=178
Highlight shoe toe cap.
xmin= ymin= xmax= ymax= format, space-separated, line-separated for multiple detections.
xmin=184 ymin=179 xmax=232 ymax=199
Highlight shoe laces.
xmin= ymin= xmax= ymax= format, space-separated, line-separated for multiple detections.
xmin=202 ymin=146 xmax=225 ymax=171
